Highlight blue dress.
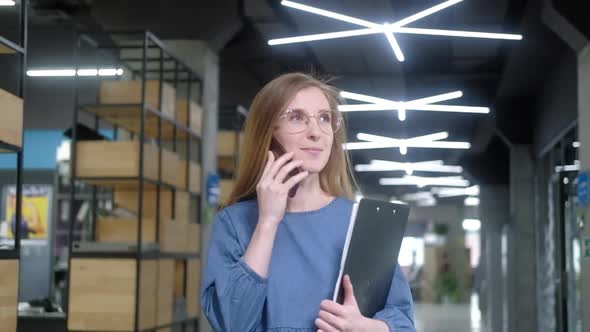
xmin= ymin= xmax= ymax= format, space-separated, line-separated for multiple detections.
xmin=201 ymin=197 xmax=416 ymax=332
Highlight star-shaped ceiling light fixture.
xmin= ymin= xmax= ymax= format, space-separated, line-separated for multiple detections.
xmin=355 ymin=160 xmax=463 ymax=174
xmin=344 ymin=132 xmax=470 ymax=155
xmin=379 ymin=175 xmax=470 ymax=187
xmin=339 ymin=90 xmax=490 ymax=121
xmin=269 ymin=0 xmax=523 ymax=62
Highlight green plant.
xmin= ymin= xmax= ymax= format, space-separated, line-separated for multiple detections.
xmin=435 ymin=271 xmax=462 ymax=304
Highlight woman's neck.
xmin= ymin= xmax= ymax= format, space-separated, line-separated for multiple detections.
xmin=285 ymin=173 xmax=334 ymax=212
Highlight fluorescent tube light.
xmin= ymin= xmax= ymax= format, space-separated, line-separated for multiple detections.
xmin=463 ymin=219 xmax=481 ymax=232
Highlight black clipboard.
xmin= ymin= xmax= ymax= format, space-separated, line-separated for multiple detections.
xmin=332 ymin=198 xmax=410 ymax=316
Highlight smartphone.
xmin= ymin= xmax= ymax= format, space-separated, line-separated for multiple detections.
xmin=270 ymin=138 xmax=301 ymax=198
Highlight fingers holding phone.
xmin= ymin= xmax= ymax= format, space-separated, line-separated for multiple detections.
xmin=257 ymin=151 xmax=309 ymax=224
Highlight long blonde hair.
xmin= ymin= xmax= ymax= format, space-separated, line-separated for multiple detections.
xmin=226 ymin=72 xmax=355 ymax=206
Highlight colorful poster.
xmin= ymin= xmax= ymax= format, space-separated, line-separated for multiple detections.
xmin=1 ymin=185 xmax=51 ymax=240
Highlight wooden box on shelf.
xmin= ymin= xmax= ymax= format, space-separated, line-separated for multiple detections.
xmin=177 ymin=100 xmax=203 ymax=136
xmin=161 ymin=148 xmax=181 ymax=186
xmin=217 ymin=131 xmax=244 ymax=157
xmin=100 ymin=80 xmax=176 ymax=119
xmin=157 ymin=259 xmax=175 ymax=327
xmin=75 ymin=141 xmax=159 ymax=181
xmin=96 ymin=217 xmax=156 ymax=244
xmin=160 ymin=220 xmax=188 ymax=253
xmin=217 ymin=155 xmax=237 ymax=175
xmin=0 ymin=88 xmax=23 ymax=149
xmin=0 ymin=43 xmax=16 ymax=54
xmin=68 ymin=258 xmax=157 ymax=331
xmin=175 ymin=191 xmax=191 ymax=223
xmin=175 ymin=160 xmax=200 ymax=193
xmin=113 ymin=189 xmax=173 ymax=220
xmin=174 ymin=260 xmax=185 ymax=299
xmin=219 ymin=180 xmax=236 ymax=205
xmin=186 ymin=223 xmax=200 ymax=253
xmin=186 ymin=259 xmax=201 ymax=318
xmin=0 ymin=260 xmax=19 ymax=332
xmin=189 ymin=162 xmax=201 ymax=194
xmin=176 ymin=160 xmax=188 ymax=189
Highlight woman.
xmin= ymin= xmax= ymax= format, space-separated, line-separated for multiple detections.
xmin=201 ymin=73 xmax=415 ymax=332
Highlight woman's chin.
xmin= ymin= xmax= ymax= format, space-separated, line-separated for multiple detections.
xmin=300 ymin=163 xmax=325 ymax=174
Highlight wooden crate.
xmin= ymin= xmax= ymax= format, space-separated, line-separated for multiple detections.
xmin=0 ymin=89 xmax=23 ymax=148
xmin=177 ymin=100 xmax=202 ymax=136
xmin=138 ymin=260 xmax=158 ymax=330
xmin=217 ymin=156 xmax=237 ymax=175
xmin=113 ymin=189 xmax=173 ymax=220
xmin=174 ymin=260 xmax=185 ymax=298
xmin=160 ymin=220 xmax=188 ymax=253
xmin=186 ymin=223 xmax=200 ymax=253
xmin=0 ymin=260 xmax=18 ymax=332
xmin=176 ymin=160 xmax=188 ymax=189
xmin=189 ymin=162 xmax=201 ymax=194
xmin=217 ymin=131 xmax=242 ymax=157
xmin=76 ymin=141 xmax=159 ymax=181
xmin=161 ymin=148 xmax=180 ymax=186
xmin=0 ymin=44 xmax=16 ymax=54
xmin=96 ymin=217 xmax=156 ymax=244
xmin=219 ymin=180 xmax=236 ymax=205
xmin=157 ymin=260 xmax=175 ymax=327
xmin=100 ymin=80 xmax=176 ymax=119
xmin=175 ymin=191 xmax=191 ymax=223
xmin=68 ymin=258 xmax=157 ymax=331
xmin=186 ymin=259 xmax=201 ymax=318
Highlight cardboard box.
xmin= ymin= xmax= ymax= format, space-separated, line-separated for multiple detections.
xmin=0 ymin=89 xmax=23 ymax=148
xmin=100 ymin=80 xmax=176 ymax=119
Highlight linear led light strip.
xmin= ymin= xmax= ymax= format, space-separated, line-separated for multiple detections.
xmin=0 ymin=0 xmax=15 ymax=6
xmin=379 ymin=175 xmax=470 ymax=187
xmin=344 ymin=131 xmax=470 ymax=155
xmin=340 ymin=91 xmax=487 ymax=120
xmin=269 ymin=0 xmax=522 ymax=62
xmin=355 ymin=159 xmax=463 ymax=174
xmin=431 ymin=185 xmax=479 ymax=197
xmin=339 ymin=90 xmax=490 ymax=121
xmin=27 ymin=68 xmax=124 ymax=77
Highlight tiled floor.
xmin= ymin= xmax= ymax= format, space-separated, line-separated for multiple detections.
xmin=414 ymin=293 xmax=484 ymax=332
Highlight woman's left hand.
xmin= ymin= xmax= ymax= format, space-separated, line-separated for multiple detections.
xmin=315 ymin=275 xmax=373 ymax=332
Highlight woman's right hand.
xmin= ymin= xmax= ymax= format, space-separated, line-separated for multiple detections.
xmin=256 ymin=151 xmax=309 ymax=225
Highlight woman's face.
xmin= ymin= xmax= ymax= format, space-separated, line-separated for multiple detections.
xmin=273 ymin=87 xmax=335 ymax=174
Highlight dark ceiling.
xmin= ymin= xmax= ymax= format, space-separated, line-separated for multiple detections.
xmin=24 ymin=0 xmax=582 ymax=200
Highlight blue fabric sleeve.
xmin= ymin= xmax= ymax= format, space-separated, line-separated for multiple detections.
xmin=372 ymin=264 xmax=416 ymax=332
xmin=200 ymin=209 xmax=268 ymax=332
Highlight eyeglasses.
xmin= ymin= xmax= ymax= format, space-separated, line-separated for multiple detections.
xmin=278 ymin=108 xmax=343 ymax=134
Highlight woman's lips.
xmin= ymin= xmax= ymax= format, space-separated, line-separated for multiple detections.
xmin=301 ymin=148 xmax=323 ymax=156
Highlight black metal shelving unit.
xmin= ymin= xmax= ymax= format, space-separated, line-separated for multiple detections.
xmin=0 ymin=1 xmax=27 ymax=332
xmin=64 ymin=30 xmax=204 ymax=332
